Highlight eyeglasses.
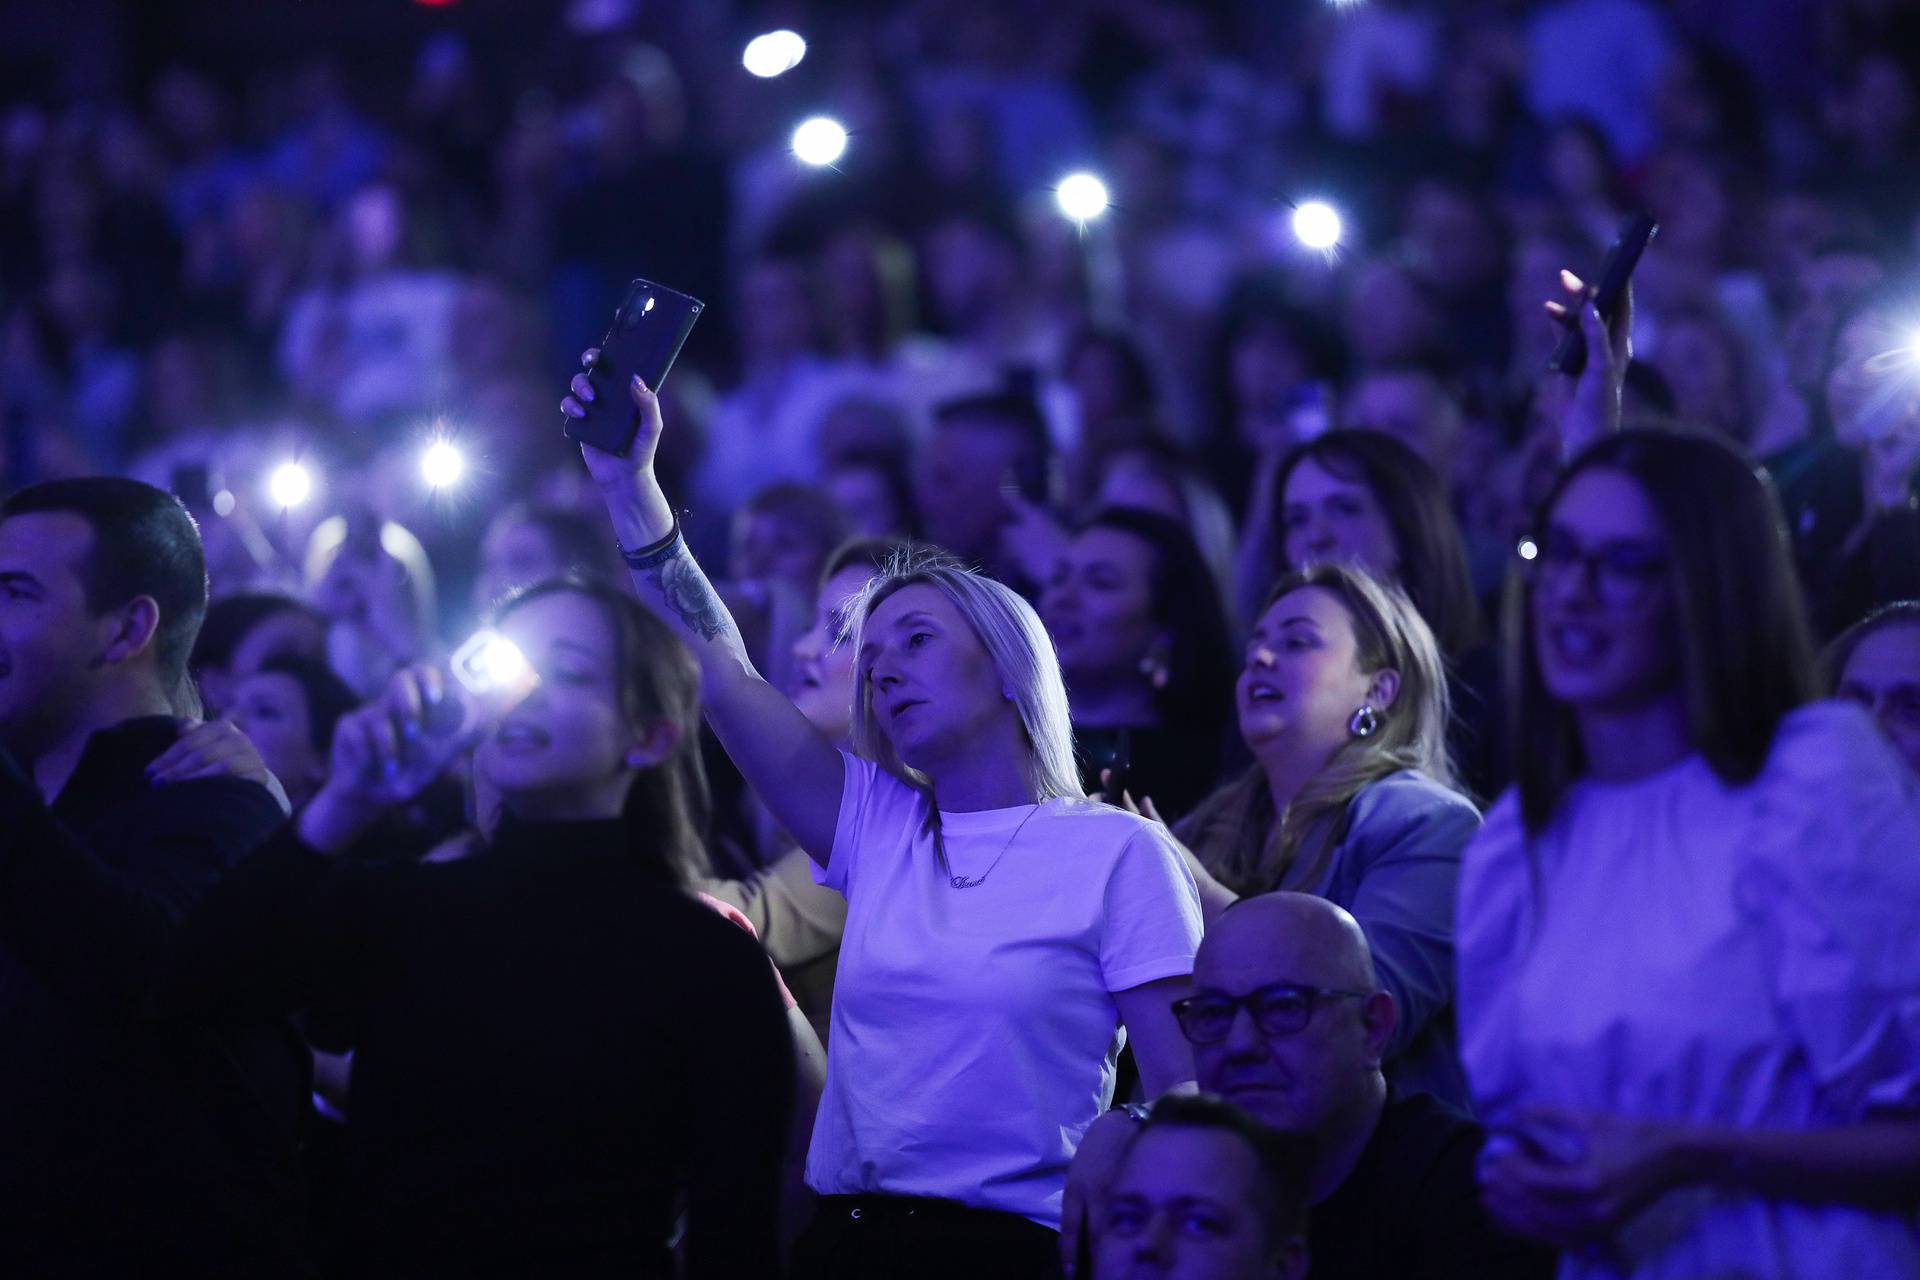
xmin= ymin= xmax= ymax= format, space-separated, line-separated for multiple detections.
xmin=1170 ymin=983 xmax=1373 ymax=1045
xmin=1522 ymin=530 xmax=1670 ymax=607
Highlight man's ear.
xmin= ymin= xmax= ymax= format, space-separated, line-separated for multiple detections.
xmin=1359 ymin=990 xmax=1398 ymax=1067
xmin=97 ymin=596 xmax=163 ymax=668
xmin=1367 ymin=668 xmax=1402 ymax=712
xmin=625 ymin=718 xmax=683 ymax=770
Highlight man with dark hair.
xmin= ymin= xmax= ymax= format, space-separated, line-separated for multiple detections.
xmin=0 ymin=477 xmax=309 ymax=1275
xmin=1092 ymin=1093 xmax=1312 ymax=1280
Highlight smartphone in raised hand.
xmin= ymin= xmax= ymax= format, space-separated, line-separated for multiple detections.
xmin=1549 ymin=211 xmax=1658 ymax=378
xmin=563 ymin=279 xmax=705 ymax=456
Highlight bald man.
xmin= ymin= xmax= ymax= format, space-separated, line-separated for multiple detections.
xmin=1064 ymin=893 xmax=1551 ymax=1279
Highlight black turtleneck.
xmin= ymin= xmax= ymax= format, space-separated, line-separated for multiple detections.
xmin=156 ymin=808 xmax=795 ymax=1280
xmin=0 ymin=716 xmax=307 ymax=1276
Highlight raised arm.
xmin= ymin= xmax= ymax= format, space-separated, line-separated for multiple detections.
xmin=564 ymin=358 xmax=845 ymax=864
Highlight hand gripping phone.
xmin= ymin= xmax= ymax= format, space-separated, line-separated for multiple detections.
xmin=563 ymin=279 xmax=705 ymax=456
xmin=1548 ymin=212 xmax=1657 ymax=378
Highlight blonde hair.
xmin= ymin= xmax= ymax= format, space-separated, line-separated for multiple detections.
xmin=1179 ymin=563 xmax=1454 ymax=896
xmin=848 ymin=549 xmax=1083 ymax=812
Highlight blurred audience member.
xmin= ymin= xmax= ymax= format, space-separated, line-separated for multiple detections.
xmin=1826 ymin=600 xmax=1920 ymax=774
xmin=471 ymin=501 xmax=625 ymax=619
xmin=1039 ymin=508 xmax=1236 ymax=822
xmin=227 ymin=653 xmax=358 ymax=810
xmin=191 ymin=591 xmax=329 ymax=717
xmin=1812 ymin=280 xmax=1920 ymax=637
xmin=916 ymin=378 xmax=1054 ymax=585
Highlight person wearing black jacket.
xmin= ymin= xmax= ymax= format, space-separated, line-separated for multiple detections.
xmin=153 ymin=579 xmax=791 ymax=1277
xmin=0 ymin=478 xmax=307 ymax=1276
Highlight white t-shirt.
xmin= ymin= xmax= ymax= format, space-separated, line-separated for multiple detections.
xmin=807 ymin=751 xmax=1203 ymax=1227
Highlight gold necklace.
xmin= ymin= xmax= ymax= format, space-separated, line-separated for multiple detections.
xmin=948 ymin=802 xmax=1044 ymax=889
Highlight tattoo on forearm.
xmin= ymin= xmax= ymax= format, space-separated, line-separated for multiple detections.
xmin=646 ymin=549 xmax=731 ymax=642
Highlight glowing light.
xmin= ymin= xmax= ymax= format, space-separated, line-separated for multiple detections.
xmin=791 ymin=116 xmax=848 ymax=167
xmin=1291 ymin=200 xmax=1344 ymax=251
xmin=743 ymin=30 xmax=807 ymax=78
xmin=451 ymin=629 xmax=534 ymax=697
xmin=268 ymin=462 xmax=312 ymax=508
xmin=212 ymin=489 xmax=236 ymax=518
xmin=1906 ymin=328 xmax=1920 ymax=361
xmin=1054 ymin=172 xmax=1110 ymax=222
xmin=1518 ymin=537 xmax=1539 ymax=562
xmin=421 ymin=440 xmax=465 ymax=489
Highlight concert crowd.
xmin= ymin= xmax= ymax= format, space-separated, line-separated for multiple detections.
xmin=2 ymin=0 xmax=1918 ymax=1276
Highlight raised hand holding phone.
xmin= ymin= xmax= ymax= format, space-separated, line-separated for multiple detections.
xmin=1544 ymin=212 xmax=1654 ymax=459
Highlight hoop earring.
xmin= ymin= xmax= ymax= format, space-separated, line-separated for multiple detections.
xmin=1348 ymin=705 xmax=1379 ymax=738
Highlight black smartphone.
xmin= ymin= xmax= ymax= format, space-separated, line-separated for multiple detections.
xmin=564 ymin=279 xmax=705 ymax=456
xmin=1548 ymin=211 xmax=1658 ymax=377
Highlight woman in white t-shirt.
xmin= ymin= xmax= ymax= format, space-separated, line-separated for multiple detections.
xmin=562 ymin=362 xmax=1202 ymax=1279
xmin=1456 ymin=427 xmax=1920 ymax=1280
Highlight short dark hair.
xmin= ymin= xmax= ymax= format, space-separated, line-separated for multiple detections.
xmin=1132 ymin=1094 xmax=1314 ymax=1242
xmin=1511 ymin=428 xmax=1818 ymax=831
xmin=255 ymin=654 xmax=360 ymax=754
xmin=1273 ymin=430 xmax=1484 ymax=656
xmin=2 ymin=477 xmax=208 ymax=690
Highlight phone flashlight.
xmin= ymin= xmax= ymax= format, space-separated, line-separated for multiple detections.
xmin=450 ymin=629 xmax=537 ymax=701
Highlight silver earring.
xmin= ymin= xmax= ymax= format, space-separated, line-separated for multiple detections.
xmin=1348 ymin=705 xmax=1379 ymax=738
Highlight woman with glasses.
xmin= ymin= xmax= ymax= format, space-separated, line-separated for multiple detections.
xmin=1170 ymin=562 xmax=1478 ymax=1106
xmin=564 ymin=366 xmax=1202 ymax=1278
xmin=1458 ymin=428 xmax=1920 ymax=1278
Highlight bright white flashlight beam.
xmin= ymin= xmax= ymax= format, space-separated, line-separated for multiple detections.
xmin=1291 ymin=200 xmax=1344 ymax=251
xmin=791 ymin=116 xmax=848 ymax=166
xmin=268 ymin=462 xmax=312 ymax=508
xmin=743 ymin=30 xmax=807 ymax=78
xmin=1055 ymin=172 xmax=1110 ymax=222
xmin=421 ymin=440 xmax=465 ymax=489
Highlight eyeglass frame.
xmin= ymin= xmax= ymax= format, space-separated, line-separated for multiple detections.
xmin=1170 ymin=982 xmax=1376 ymax=1045
xmin=1521 ymin=528 xmax=1672 ymax=608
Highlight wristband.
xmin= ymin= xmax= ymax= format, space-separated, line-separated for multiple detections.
xmin=617 ymin=513 xmax=683 ymax=571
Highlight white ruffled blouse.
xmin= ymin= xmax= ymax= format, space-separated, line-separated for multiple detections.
xmin=1457 ymin=702 xmax=1920 ymax=1278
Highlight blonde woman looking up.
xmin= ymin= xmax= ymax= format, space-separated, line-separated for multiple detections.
xmin=1170 ymin=563 xmax=1477 ymax=1105
xmin=563 ymin=362 xmax=1202 ymax=1280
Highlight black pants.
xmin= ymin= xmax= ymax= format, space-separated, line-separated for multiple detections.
xmin=792 ymin=1195 xmax=1063 ymax=1280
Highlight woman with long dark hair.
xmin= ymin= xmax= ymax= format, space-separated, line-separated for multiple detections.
xmin=1039 ymin=507 xmax=1237 ymax=823
xmin=1459 ymin=429 xmax=1920 ymax=1276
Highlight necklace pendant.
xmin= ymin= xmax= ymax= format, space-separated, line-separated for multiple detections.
xmin=949 ymin=873 xmax=985 ymax=889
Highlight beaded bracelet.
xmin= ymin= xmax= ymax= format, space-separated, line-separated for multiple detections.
xmin=617 ymin=513 xmax=684 ymax=571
